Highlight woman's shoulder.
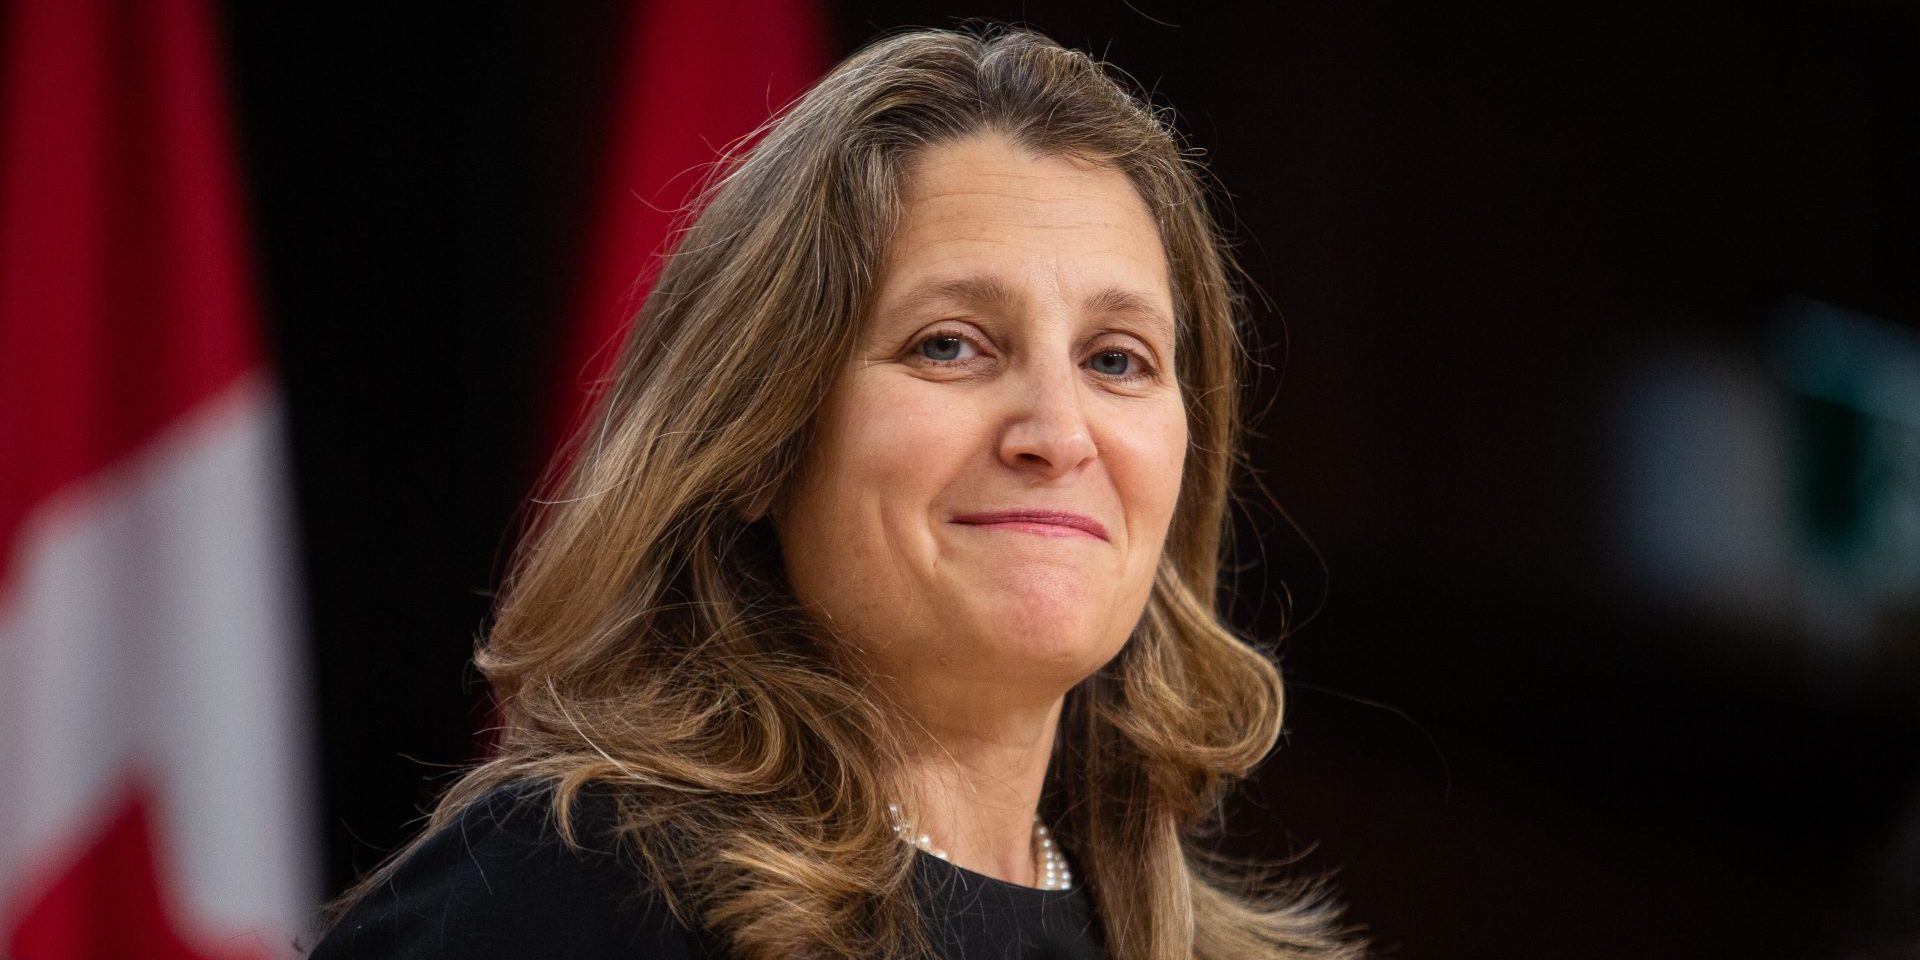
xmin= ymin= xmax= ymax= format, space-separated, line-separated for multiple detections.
xmin=307 ymin=779 xmax=712 ymax=960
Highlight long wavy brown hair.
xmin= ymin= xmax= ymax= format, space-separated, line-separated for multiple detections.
xmin=323 ymin=25 xmax=1364 ymax=960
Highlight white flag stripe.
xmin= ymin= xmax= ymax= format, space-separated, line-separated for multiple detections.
xmin=0 ymin=370 xmax=317 ymax=950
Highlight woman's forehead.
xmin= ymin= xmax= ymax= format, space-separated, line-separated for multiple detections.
xmin=868 ymin=137 xmax=1173 ymax=324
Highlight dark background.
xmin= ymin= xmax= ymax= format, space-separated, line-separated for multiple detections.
xmin=221 ymin=3 xmax=1919 ymax=958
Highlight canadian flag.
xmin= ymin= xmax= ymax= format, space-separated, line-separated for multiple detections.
xmin=0 ymin=1 xmax=317 ymax=958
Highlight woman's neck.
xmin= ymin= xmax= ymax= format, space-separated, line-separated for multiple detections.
xmin=894 ymin=695 xmax=1065 ymax=887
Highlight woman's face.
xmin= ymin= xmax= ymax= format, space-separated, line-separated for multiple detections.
xmin=775 ymin=134 xmax=1187 ymax=707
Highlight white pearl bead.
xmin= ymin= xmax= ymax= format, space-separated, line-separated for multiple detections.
xmin=887 ymin=804 xmax=1072 ymax=890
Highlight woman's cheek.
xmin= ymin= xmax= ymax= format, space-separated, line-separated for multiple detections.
xmin=1107 ymin=401 xmax=1187 ymax=523
xmin=853 ymin=378 xmax=983 ymax=481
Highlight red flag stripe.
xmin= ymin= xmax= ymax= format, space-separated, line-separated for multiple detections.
xmin=548 ymin=0 xmax=828 ymax=452
xmin=0 ymin=0 xmax=262 ymax=596
xmin=5 ymin=776 xmax=268 ymax=960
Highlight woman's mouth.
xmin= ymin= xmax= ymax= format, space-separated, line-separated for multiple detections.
xmin=950 ymin=510 xmax=1110 ymax=541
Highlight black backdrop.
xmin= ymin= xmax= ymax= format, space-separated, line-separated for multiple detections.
xmin=221 ymin=4 xmax=1919 ymax=958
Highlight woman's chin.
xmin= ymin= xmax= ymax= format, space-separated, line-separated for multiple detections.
xmin=960 ymin=607 xmax=1129 ymax=681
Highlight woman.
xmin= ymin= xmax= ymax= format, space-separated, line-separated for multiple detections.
xmin=308 ymin=25 xmax=1364 ymax=960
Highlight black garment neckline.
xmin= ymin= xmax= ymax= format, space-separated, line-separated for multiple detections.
xmin=911 ymin=846 xmax=1083 ymax=902
xmin=910 ymin=845 xmax=1104 ymax=960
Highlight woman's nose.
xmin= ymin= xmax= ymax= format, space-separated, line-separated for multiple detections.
xmin=996 ymin=364 xmax=1097 ymax=478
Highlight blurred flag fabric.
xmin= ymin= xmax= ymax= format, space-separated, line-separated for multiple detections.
xmin=0 ymin=0 xmax=316 ymax=958
xmin=548 ymin=0 xmax=829 ymax=452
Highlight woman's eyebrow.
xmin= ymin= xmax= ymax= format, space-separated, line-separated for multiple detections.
xmin=882 ymin=274 xmax=1174 ymax=337
xmin=885 ymin=274 xmax=1023 ymax=317
xmin=1083 ymin=286 xmax=1175 ymax=340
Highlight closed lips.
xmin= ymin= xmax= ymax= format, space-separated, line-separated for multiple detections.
xmin=950 ymin=511 xmax=1110 ymax=541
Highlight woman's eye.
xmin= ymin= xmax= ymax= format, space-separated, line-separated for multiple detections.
xmin=917 ymin=335 xmax=973 ymax=362
xmin=1089 ymin=350 xmax=1136 ymax=377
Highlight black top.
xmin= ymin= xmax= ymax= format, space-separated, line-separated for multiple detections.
xmin=307 ymin=781 xmax=1106 ymax=960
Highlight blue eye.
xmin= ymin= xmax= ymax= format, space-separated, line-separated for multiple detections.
xmin=919 ymin=335 xmax=968 ymax=362
xmin=1090 ymin=350 xmax=1133 ymax=376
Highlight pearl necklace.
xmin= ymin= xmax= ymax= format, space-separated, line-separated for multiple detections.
xmin=887 ymin=803 xmax=1074 ymax=890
